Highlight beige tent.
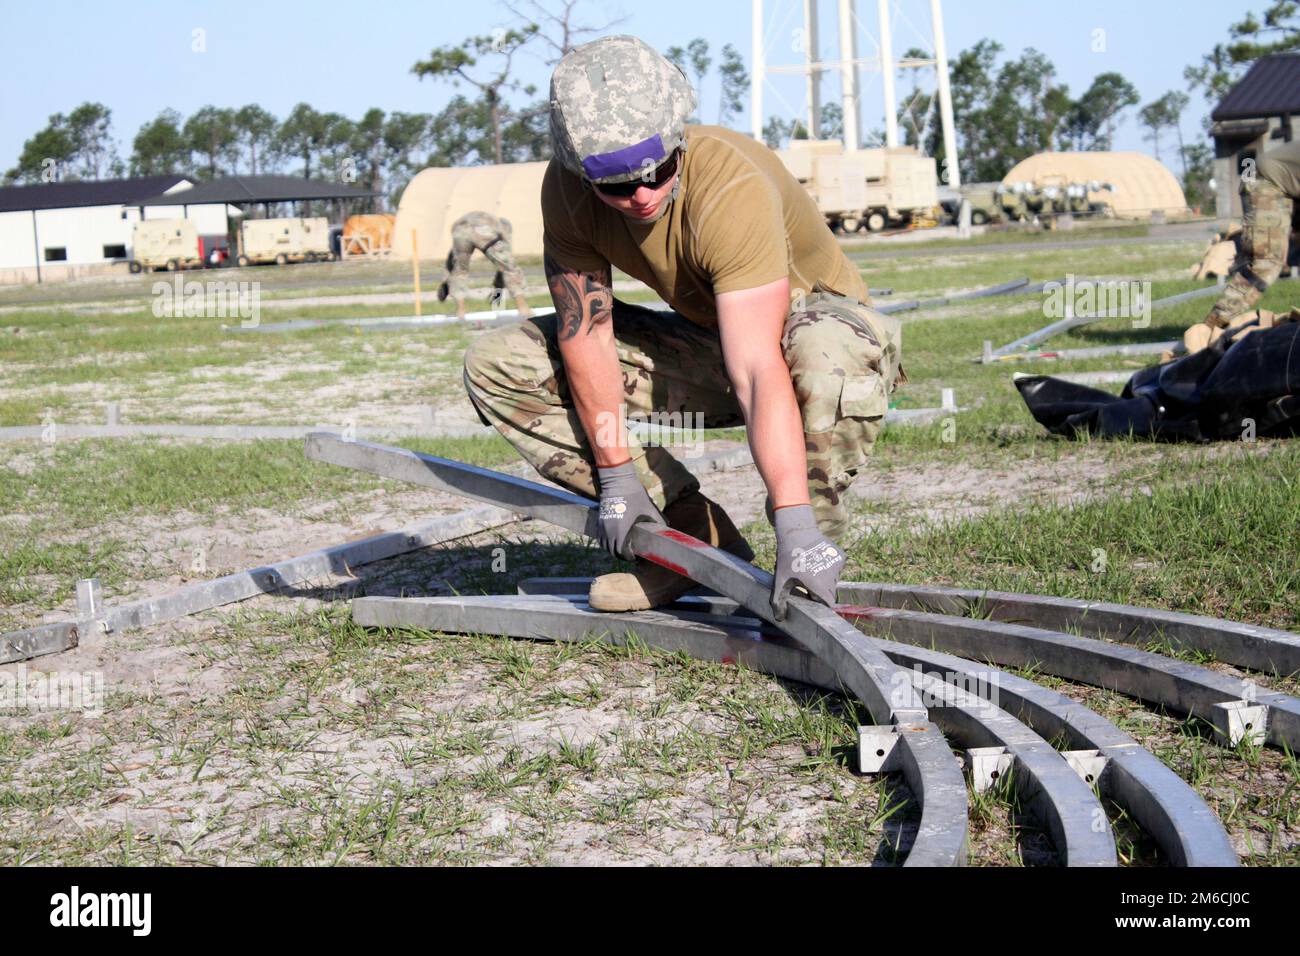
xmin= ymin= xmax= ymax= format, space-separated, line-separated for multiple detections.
xmin=394 ymin=162 xmax=548 ymax=260
xmin=1001 ymin=151 xmax=1188 ymax=218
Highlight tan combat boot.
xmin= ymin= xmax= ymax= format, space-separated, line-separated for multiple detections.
xmin=514 ymin=294 xmax=534 ymax=319
xmin=588 ymin=491 xmax=754 ymax=612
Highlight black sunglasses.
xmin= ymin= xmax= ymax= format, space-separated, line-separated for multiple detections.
xmin=593 ymin=150 xmax=680 ymax=198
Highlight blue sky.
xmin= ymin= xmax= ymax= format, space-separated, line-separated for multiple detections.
xmin=0 ymin=0 xmax=1266 ymax=175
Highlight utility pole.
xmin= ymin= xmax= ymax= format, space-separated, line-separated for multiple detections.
xmin=931 ymin=0 xmax=960 ymax=187
xmin=879 ymin=0 xmax=898 ymax=148
xmin=838 ymin=0 xmax=860 ymax=150
xmin=805 ymin=0 xmax=822 ymax=138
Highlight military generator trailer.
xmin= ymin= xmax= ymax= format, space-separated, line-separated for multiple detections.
xmin=129 ymin=218 xmax=204 ymax=273
xmin=776 ymin=141 xmax=940 ymax=233
xmin=236 ymin=217 xmax=335 ymax=266
xmin=1003 ymin=179 xmax=1116 ymax=223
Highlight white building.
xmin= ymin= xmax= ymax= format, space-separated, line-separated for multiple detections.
xmin=0 ymin=175 xmax=231 ymax=284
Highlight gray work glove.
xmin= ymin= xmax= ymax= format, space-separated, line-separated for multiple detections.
xmin=595 ymin=460 xmax=665 ymax=560
xmin=771 ymin=504 xmax=846 ymax=621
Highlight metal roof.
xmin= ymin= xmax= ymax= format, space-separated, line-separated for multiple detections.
xmin=1212 ymin=54 xmax=1300 ymax=122
xmin=0 ymin=175 xmax=191 ymax=213
xmin=135 ymin=175 xmax=376 ymax=206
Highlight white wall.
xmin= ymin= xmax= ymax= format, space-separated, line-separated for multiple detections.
xmin=28 ymin=204 xmax=140 ymax=265
xmin=0 ymin=210 xmax=39 ymax=269
xmin=0 ymin=202 xmax=232 ymax=271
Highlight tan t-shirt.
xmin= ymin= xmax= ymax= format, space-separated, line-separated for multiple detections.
xmin=542 ymin=125 xmax=870 ymax=329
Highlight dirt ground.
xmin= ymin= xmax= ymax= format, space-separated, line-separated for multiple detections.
xmin=4 ymin=232 xmax=1295 ymax=866
xmin=2 ymin=438 xmax=1208 ymax=866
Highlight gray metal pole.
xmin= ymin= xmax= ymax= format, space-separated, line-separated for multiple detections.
xmin=838 ymin=0 xmax=860 ymax=149
xmin=805 ymin=0 xmax=822 ymax=138
xmin=878 ymin=0 xmax=898 ymax=148
xmin=930 ymin=0 xmax=960 ymax=187
xmin=31 ymin=209 xmax=41 ymax=284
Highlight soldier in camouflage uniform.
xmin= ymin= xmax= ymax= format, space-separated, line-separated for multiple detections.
xmin=1204 ymin=139 xmax=1300 ymax=328
xmin=439 ymin=211 xmax=532 ymax=320
xmin=463 ymin=36 xmax=902 ymax=615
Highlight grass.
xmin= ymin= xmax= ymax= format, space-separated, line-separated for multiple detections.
xmin=844 ymin=220 xmax=1157 ymax=255
xmin=0 ymin=435 xmax=518 ymax=525
xmin=2 ymin=232 xmax=1299 ymax=866
xmin=854 ymin=444 xmax=1299 ymax=630
xmin=0 ymin=606 xmax=917 ymax=865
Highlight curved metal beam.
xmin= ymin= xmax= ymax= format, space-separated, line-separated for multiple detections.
xmin=838 ymin=582 xmax=1300 ymax=677
xmin=840 ymin=605 xmax=1300 ymax=752
xmin=515 ymin=578 xmax=1238 ymax=867
xmin=353 ymin=593 xmax=1117 ymax=866
xmin=304 ymin=432 xmax=969 ymax=867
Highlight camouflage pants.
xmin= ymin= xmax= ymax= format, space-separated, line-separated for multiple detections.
xmin=1207 ymin=141 xmax=1300 ymax=327
xmin=447 ymin=225 xmax=527 ymax=301
xmin=463 ymin=293 xmax=903 ymax=540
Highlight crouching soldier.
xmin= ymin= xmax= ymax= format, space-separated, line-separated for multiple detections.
xmin=1204 ymin=139 xmax=1300 ymax=328
xmin=439 ymin=211 xmax=533 ymax=319
xmin=463 ymin=36 xmax=903 ymax=618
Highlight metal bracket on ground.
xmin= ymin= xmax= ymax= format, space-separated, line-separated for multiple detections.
xmin=1062 ymin=749 xmax=1110 ymax=786
xmin=1210 ymin=700 xmax=1268 ymax=746
xmin=966 ymin=746 xmax=1014 ymax=792
xmin=859 ymin=726 xmax=904 ymax=773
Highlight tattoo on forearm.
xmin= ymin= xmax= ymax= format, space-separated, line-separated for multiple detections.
xmin=545 ymin=253 xmax=613 ymax=341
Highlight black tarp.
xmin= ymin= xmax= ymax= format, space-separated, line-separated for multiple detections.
xmin=1015 ymin=319 xmax=1300 ymax=442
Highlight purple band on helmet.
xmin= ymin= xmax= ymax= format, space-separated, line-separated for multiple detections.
xmin=581 ymin=134 xmax=666 ymax=181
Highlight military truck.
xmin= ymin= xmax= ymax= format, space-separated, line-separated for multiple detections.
xmin=954 ymin=182 xmax=1002 ymax=225
xmin=236 ymin=217 xmax=334 ymax=266
xmin=776 ymin=141 xmax=940 ymax=233
xmin=130 ymin=218 xmax=204 ymax=273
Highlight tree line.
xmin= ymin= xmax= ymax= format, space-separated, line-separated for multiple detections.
xmin=6 ymin=1 xmax=1296 ymax=214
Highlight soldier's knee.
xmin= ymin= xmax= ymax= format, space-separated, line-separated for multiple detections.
xmin=462 ymin=329 xmax=501 ymax=390
xmin=463 ymin=333 xmax=505 ymax=396
xmin=463 ymin=325 xmax=552 ymax=398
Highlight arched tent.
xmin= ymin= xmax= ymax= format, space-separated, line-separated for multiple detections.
xmin=1001 ymin=152 xmax=1188 ymax=218
xmin=393 ymin=162 xmax=548 ymax=260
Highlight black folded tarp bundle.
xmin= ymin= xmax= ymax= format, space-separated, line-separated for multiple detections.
xmin=1015 ymin=318 xmax=1300 ymax=442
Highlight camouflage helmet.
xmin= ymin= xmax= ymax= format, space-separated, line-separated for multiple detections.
xmin=549 ymin=35 xmax=696 ymax=185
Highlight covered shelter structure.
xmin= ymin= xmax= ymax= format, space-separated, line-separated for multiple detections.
xmin=135 ymin=174 xmax=377 ymax=221
xmin=393 ymin=162 xmax=547 ymax=260
xmin=135 ymin=174 xmax=378 ymax=262
xmin=1001 ymin=152 xmax=1188 ymax=219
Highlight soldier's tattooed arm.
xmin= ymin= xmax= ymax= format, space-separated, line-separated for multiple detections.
xmin=546 ymin=253 xmax=628 ymax=466
xmin=545 ymin=254 xmax=614 ymax=340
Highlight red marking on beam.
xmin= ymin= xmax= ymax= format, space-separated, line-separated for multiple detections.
xmin=640 ymin=527 xmax=707 ymax=576
xmin=642 ymin=553 xmax=690 ymax=577
xmin=656 ymin=528 xmax=708 ymax=547
xmin=837 ymin=605 xmax=885 ymax=621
